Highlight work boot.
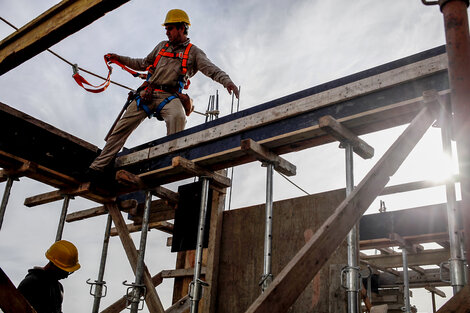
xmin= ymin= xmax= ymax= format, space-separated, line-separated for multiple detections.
xmin=84 ymin=168 xmax=106 ymax=184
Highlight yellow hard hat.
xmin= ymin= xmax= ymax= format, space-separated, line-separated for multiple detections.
xmin=45 ymin=240 xmax=80 ymax=273
xmin=162 ymin=9 xmax=191 ymax=26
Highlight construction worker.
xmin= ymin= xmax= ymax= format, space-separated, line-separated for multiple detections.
xmin=86 ymin=9 xmax=239 ymax=181
xmin=18 ymin=240 xmax=80 ymax=313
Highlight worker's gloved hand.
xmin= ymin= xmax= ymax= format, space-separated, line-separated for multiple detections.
xmin=140 ymin=88 xmax=153 ymax=104
xmin=105 ymin=53 xmax=118 ymax=62
xmin=226 ymin=82 xmax=240 ymax=99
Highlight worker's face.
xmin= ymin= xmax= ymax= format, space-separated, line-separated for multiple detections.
xmin=165 ymin=24 xmax=185 ymax=43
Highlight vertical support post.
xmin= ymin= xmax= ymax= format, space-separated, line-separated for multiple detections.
xmin=261 ymin=163 xmax=274 ymax=292
xmin=402 ymin=248 xmax=411 ymax=313
xmin=0 ymin=177 xmax=15 ymax=230
xmin=190 ymin=177 xmax=210 ymax=313
xmin=440 ymin=108 xmax=466 ymax=294
xmin=345 ymin=144 xmax=359 ymax=313
xmin=55 ymin=195 xmax=70 ymax=241
xmin=91 ymin=214 xmax=112 ymax=313
xmin=439 ymin=0 xmax=470 ymax=273
xmin=431 ymin=291 xmax=437 ymax=313
xmin=130 ymin=190 xmax=152 ymax=313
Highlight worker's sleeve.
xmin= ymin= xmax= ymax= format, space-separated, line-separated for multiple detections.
xmin=116 ymin=42 xmax=165 ymax=71
xmin=193 ymin=47 xmax=234 ymax=88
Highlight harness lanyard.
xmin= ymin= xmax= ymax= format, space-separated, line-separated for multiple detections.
xmin=73 ymin=55 xmax=143 ymax=93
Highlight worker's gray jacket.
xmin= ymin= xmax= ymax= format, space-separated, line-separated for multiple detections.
xmin=117 ymin=38 xmax=234 ymax=89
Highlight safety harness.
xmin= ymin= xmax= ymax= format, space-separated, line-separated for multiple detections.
xmin=135 ymin=42 xmax=193 ymax=120
xmin=73 ymin=42 xmax=193 ymax=120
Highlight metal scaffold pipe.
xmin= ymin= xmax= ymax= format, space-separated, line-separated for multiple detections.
xmin=0 ymin=177 xmax=15 ymax=230
xmin=402 ymin=248 xmax=411 ymax=313
xmin=190 ymin=177 xmax=210 ymax=313
xmin=130 ymin=190 xmax=152 ymax=313
xmin=440 ymin=108 xmax=466 ymax=293
xmin=90 ymin=214 xmax=112 ymax=313
xmin=440 ymin=0 xmax=470 ymax=273
xmin=261 ymin=163 xmax=274 ymax=292
xmin=55 ymin=195 xmax=71 ymax=241
xmin=345 ymin=144 xmax=360 ymax=313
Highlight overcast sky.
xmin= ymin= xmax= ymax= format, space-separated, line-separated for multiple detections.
xmin=0 ymin=0 xmax=462 ymax=312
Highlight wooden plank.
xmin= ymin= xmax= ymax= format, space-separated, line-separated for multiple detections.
xmin=115 ymin=170 xmax=145 ymax=189
xmin=243 ymin=98 xmax=439 ymax=313
xmin=171 ymin=157 xmax=231 ymax=188
xmin=362 ymin=249 xmax=449 ymax=268
xmin=436 ymin=284 xmax=470 ymax=313
xmin=318 ymin=115 xmax=374 ymax=159
xmin=426 ymin=286 xmax=447 ymax=298
xmin=110 ymin=221 xmax=174 ymax=236
xmin=0 ymin=162 xmax=37 ymax=181
xmin=240 ymin=139 xmax=296 ymax=176
xmin=0 ymin=267 xmax=37 ymax=313
xmin=360 ymin=232 xmax=450 ymax=250
xmin=152 ymin=186 xmax=179 ymax=204
xmin=65 ymin=199 xmax=137 ymax=222
xmin=377 ymin=268 xmax=450 ymax=288
xmin=161 ymin=268 xmax=206 ymax=279
xmin=359 ymin=203 xmax=454 ymax=242
xmin=24 ymin=183 xmax=91 ymax=207
xmin=117 ymin=49 xmax=447 ymax=169
xmin=128 ymin=199 xmax=176 ymax=224
xmin=380 ymin=176 xmax=459 ymax=196
xmin=106 ymin=203 xmax=165 ymax=313
xmin=0 ymin=0 xmax=130 ymax=75
xmin=202 ymin=187 xmax=226 ymax=313
xmin=101 ymin=271 xmax=163 ymax=313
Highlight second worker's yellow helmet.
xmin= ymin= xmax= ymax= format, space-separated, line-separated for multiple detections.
xmin=162 ymin=9 xmax=191 ymax=26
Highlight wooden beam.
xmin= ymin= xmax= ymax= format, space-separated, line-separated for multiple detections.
xmin=0 ymin=0 xmax=130 ymax=75
xmin=152 ymin=186 xmax=179 ymax=204
xmin=106 ymin=203 xmax=165 ymax=313
xmin=116 ymin=48 xmax=447 ymax=170
xmin=161 ymin=268 xmax=206 ymax=279
xmin=426 ymin=286 xmax=447 ymax=298
xmin=389 ymin=232 xmax=424 ymax=254
xmin=0 ymin=162 xmax=37 ymax=181
xmin=0 ymin=267 xmax=37 ymax=313
xmin=24 ymin=183 xmax=92 ymax=207
xmin=65 ymin=199 xmax=137 ymax=222
xmin=101 ymin=271 xmax=164 ymax=313
xmin=380 ymin=176 xmax=459 ymax=196
xmin=243 ymin=98 xmax=439 ymax=313
xmin=110 ymin=221 xmax=174 ymax=236
xmin=318 ymin=115 xmax=374 ymax=159
xmin=360 ymin=232 xmax=450 ymax=250
xmin=115 ymin=170 xmax=145 ymax=189
xmin=240 ymin=139 xmax=296 ymax=176
xmin=202 ymin=187 xmax=226 ymax=313
xmin=171 ymin=157 xmax=231 ymax=188
xmin=436 ymin=284 xmax=470 ymax=313
xmin=362 ymin=249 xmax=449 ymax=268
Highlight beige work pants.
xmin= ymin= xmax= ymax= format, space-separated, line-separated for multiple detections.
xmin=90 ymin=93 xmax=186 ymax=171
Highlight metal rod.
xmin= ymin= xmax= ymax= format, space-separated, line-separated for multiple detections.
xmin=55 ymin=195 xmax=70 ymax=241
xmin=189 ymin=177 xmax=210 ymax=313
xmin=130 ymin=190 xmax=152 ymax=313
xmin=431 ymin=292 xmax=437 ymax=313
xmin=438 ymin=0 xmax=470 ymax=274
xmin=402 ymin=248 xmax=411 ymax=313
xmin=91 ymin=214 xmax=112 ymax=313
xmin=345 ymin=144 xmax=359 ymax=313
xmin=261 ymin=163 xmax=274 ymax=292
xmin=0 ymin=177 xmax=15 ymax=230
xmin=440 ymin=109 xmax=466 ymax=294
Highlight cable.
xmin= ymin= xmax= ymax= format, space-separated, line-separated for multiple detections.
xmin=277 ymin=172 xmax=310 ymax=196
xmin=1 ymin=16 xmax=133 ymax=91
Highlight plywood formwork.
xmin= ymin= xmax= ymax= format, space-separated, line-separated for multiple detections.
xmin=214 ymin=189 xmax=348 ymax=313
